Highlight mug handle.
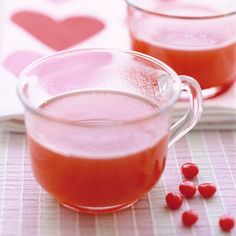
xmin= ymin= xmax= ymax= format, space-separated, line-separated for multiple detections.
xmin=168 ymin=75 xmax=203 ymax=147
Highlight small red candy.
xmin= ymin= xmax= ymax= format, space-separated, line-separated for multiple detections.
xmin=179 ymin=181 xmax=197 ymax=199
xmin=181 ymin=163 xmax=199 ymax=179
xmin=165 ymin=192 xmax=183 ymax=210
xmin=198 ymin=183 xmax=216 ymax=198
xmin=219 ymin=214 xmax=235 ymax=232
xmin=182 ymin=210 xmax=198 ymax=227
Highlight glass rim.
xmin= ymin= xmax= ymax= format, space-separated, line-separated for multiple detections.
xmin=17 ymin=48 xmax=182 ymax=127
xmin=125 ymin=0 xmax=236 ymax=20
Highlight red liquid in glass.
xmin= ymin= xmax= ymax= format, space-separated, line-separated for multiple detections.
xmin=28 ymin=90 xmax=168 ymax=212
xmin=130 ymin=5 xmax=236 ymax=96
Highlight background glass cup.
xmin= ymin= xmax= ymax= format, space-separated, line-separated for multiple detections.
xmin=17 ymin=49 xmax=202 ymax=214
xmin=126 ymin=0 xmax=236 ymax=99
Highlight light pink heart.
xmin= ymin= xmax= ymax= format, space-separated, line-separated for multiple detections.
xmin=4 ymin=51 xmax=42 ymax=77
xmin=12 ymin=11 xmax=105 ymax=51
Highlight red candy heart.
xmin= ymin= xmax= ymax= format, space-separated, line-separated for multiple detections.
xmin=165 ymin=192 xmax=183 ymax=210
xmin=12 ymin=11 xmax=105 ymax=50
xmin=219 ymin=214 xmax=235 ymax=232
xmin=179 ymin=180 xmax=197 ymax=199
xmin=182 ymin=210 xmax=198 ymax=227
xmin=198 ymin=183 xmax=217 ymax=198
xmin=181 ymin=163 xmax=199 ymax=179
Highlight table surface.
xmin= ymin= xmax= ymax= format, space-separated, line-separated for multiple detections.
xmin=0 ymin=130 xmax=236 ymax=236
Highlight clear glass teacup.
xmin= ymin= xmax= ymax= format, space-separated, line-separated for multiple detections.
xmin=126 ymin=0 xmax=236 ymax=98
xmin=17 ymin=49 xmax=202 ymax=213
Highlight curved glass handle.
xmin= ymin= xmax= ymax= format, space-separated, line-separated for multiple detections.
xmin=168 ymin=75 xmax=203 ymax=147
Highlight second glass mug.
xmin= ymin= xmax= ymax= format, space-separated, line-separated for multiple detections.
xmin=17 ymin=49 xmax=202 ymax=214
xmin=126 ymin=0 xmax=236 ymax=99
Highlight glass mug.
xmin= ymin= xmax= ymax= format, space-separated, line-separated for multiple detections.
xmin=17 ymin=49 xmax=202 ymax=214
xmin=126 ymin=0 xmax=236 ymax=99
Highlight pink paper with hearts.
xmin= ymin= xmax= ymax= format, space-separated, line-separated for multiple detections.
xmin=11 ymin=11 xmax=105 ymax=50
xmin=0 ymin=0 xmax=129 ymax=131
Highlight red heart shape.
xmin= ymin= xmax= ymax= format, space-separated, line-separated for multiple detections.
xmin=12 ymin=11 xmax=105 ymax=51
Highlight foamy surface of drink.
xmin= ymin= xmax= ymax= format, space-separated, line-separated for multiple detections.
xmin=31 ymin=90 xmax=167 ymax=159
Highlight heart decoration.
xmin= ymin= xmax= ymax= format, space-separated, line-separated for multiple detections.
xmin=12 ymin=11 xmax=105 ymax=50
xmin=4 ymin=51 xmax=42 ymax=77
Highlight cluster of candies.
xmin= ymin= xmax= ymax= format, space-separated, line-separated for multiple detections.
xmin=165 ymin=163 xmax=235 ymax=232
